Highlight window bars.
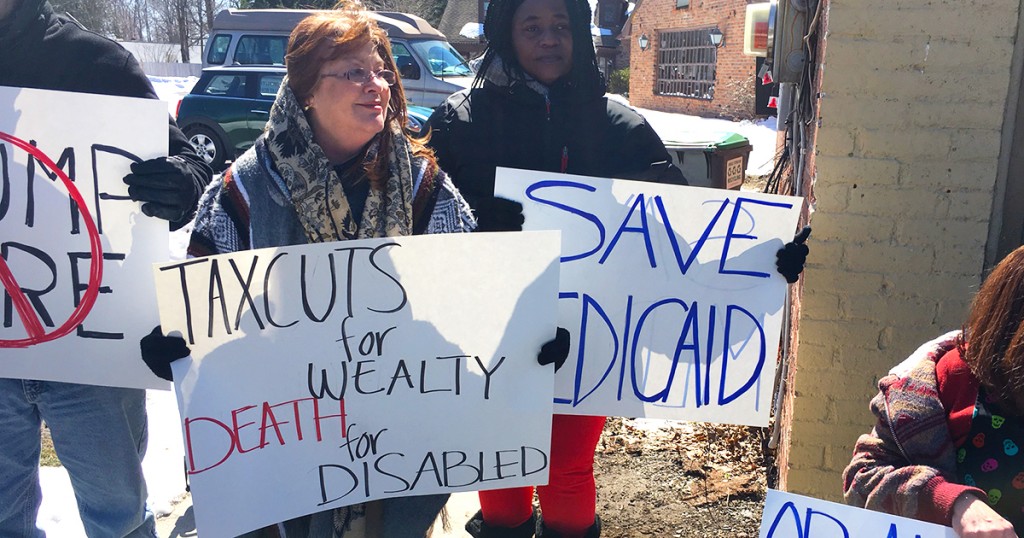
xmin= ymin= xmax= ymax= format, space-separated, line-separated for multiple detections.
xmin=655 ymin=27 xmax=717 ymax=100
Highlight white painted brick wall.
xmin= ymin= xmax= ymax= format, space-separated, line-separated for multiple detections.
xmin=784 ymin=0 xmax=1019 ymax=500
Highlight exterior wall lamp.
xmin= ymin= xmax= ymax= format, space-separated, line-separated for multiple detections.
xmin=709 ymin=27 xmax=724 ymax=47
xmin=638 ymin=33 xmax=650 ymax=51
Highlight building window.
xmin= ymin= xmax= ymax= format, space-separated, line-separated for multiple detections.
xmin=655 ymin=28 xmax=716 ymax=100
xmin=676 ymin=0 xmax=689 ymax=7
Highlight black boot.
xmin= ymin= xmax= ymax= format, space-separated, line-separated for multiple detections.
xmin=535 ymin=515 xmax=601 ymax=538
xmin=465 ymin=509 xmax=537 ymax=538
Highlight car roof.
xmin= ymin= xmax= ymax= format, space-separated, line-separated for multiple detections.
xmin=201 ymin=65 xmax=287 ymax=74
xmin=211 ymin=9 xmax=445 ymax=40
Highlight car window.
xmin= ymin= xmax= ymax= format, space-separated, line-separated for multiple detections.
xmin=204 ymin=75 xmax=247 ymax=97
xmin=258 ymin=74 xmax=284 ymax=99
xmin=409 ymin=40 xmax=473 ymax=77
xmin=234 ymin=35 xmax=288 ymax=65
xmin=391 ymin=42 xmax=419 ymax=80
xmin=207 ymin=34 xmax=231 ymax=65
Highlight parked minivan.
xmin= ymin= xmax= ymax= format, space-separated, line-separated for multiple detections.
xmin=204 ymin=9 xmax=474 ymax=108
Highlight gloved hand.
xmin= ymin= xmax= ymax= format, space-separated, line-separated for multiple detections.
xmin=537 ymin=327 xmax=570 ymax=372
xmin=474 ymin=196 xmax=525 ymax=232
xmin=776 ymin=226 xmax=811 ymax=284
xmin=123 ymin=156 xmax=202 ymax=223
xmin=140 ymin=325 xmax=190 ymax=381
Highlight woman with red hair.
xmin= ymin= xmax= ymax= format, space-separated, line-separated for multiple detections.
xmin=143 ymin=4 xmax=476 ymax=537
xmin=844 ymin=246 xmax=1024 ymax=538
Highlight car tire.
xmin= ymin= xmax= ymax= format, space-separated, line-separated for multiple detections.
xmin=185 ymin=125 xmax=227 ymax=171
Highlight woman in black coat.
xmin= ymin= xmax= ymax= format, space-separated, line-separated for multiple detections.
xmin=427 ymin=0 xmax=685 ymax=233
xmin=427 ymin=0 xmax=682 ymax=536
xmin=427 ymin=0 xmax=807 ymax=535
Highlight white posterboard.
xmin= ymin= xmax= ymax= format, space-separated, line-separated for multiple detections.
xmin=495 ymin=168 xmax=802 ymax=425
xmin=0 ymin=86 xmax=170 ymax=389
xmin=153 ymin=232 xmax=561 ymax=537
xmin=760 ymin=490 xmax=958 ymax=537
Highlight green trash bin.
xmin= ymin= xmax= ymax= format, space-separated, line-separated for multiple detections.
xmin=662 ymin=132 xmax=753 ymax=190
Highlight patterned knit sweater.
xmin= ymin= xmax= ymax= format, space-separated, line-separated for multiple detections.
xmin=185 ymin=134 xmax=476 ymax=538
xmin=843 ymin=330 xmax=986 ymax=525
xmin=189 ymin=137 xmax=476 ymax=258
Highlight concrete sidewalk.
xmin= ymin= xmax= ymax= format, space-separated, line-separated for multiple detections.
xmin=156 ymin=491 xmax=481 ymax=537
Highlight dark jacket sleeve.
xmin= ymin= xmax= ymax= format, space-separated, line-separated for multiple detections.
xmin=425 ymin=96 xmax=490 ymax=210
xmin=426 ymin=103 xmax=455 ymax=179
xmin=166 ymin=114 xmax=214 ymax=230
xmin=605 ymin=101 xmax=687 ymax=185
xmin=73 ymin=26 xmax=213 ymax=230
xmin=623 ymin=119 xmax=686 ymax=185
xmin=3 ymin=6 xmax=212 ymax=231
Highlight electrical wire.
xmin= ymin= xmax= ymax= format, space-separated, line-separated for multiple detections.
xmin=764 ymin=0 xmax=820 ymax=484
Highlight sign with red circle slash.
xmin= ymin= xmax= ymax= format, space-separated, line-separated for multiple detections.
xmin=0 ymin=86 xmax=171 ymax=389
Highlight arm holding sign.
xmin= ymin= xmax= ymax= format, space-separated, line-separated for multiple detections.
xmin=843 ymin=332 xmax=985 ymax=526
xmin=601 ymin=99 xmax=686 ymax=185
xmin=0 ymin=0 xmax=210 ymax=534
xmin=845 ymin=248 xmax=1024 ymax=534
xmin=148 ymin=7 xmax=482 ymax=535
xmin=0 ymin=0 xmax=212 ymax=232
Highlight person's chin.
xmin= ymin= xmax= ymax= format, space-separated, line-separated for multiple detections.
xmin=530 ymin=65 xmax=569 ymax=85
xmin=365 ymin=118 xmax=386 ymax=135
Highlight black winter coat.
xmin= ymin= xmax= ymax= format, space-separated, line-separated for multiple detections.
xmin=0 ymin=0 xmax=212 ymax=229
xmin=427 ymin=78 xmax=685 ymax=208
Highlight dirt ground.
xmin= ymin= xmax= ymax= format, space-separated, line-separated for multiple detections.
xmin=593 ymin=418 xmax=768 ymax=538
xmin=44 ymin=416 xmax=770 ymax=537
xmin=592 ymin=173 xmax=776 ymax=538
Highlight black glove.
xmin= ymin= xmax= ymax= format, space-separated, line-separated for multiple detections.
xmin=140 ymin=325 xmax=191 ymax=381
xmin=537 ymin=327 xmax=571 ymax=372
xmin=474 ymin=196 xmax=525 ymax=232
xmin=123 ymin=156 xmax=203 ymax=224
xmin=776 ymin=226 xmax=811 ymax=284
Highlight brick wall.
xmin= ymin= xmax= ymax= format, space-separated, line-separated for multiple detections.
xmin=628 ymin=0 xmax=756 ymax=119
xmin=783 ymin=0 xmax=1020 ymax=500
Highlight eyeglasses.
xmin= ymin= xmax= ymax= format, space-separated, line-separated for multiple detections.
xmin=320 ymin=68 xmax=397 ymax=86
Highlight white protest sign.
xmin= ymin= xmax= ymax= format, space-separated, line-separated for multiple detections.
xmin=0 ymin=86 xmax=169 ymax=389
xmin=760 ymin=490 xmax=958 ymax=538
xmin=495 ymin=168 xmax=802 ymax=425
xmin=153 ymin=232 xmax=561 ymax=537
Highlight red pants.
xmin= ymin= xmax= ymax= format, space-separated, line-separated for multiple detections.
xmin=478 ymin=414 xmax=606 ymax=536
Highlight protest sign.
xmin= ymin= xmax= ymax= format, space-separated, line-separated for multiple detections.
xmin=760 ymin=490 xmax=957 ymax=538
xmin=153 ymin=232 xmax=561 ymax=537
xmin=495 ymin=168 xmax=803 ymax=425
xmin=0 ymin=86 xmax=169 ymax=389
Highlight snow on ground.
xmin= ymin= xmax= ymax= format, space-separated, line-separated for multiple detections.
xmin=149 ymin=75 xmax=198 ymax=117
xmin=606 ymin=93 xmax=778 ymax=177
xmin=36 ymin=77 xmax=778 ymax=535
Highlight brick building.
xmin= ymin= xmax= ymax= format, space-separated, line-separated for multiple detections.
xmin=624 ymin=0 xmax=759 ymax=119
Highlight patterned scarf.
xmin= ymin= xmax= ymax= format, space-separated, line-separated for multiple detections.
xmin=263 ymin=77 xmax=414 ymax=243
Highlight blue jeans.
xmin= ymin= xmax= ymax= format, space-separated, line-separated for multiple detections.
xmin=0 ymin=379 xmax=156 ymax=538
